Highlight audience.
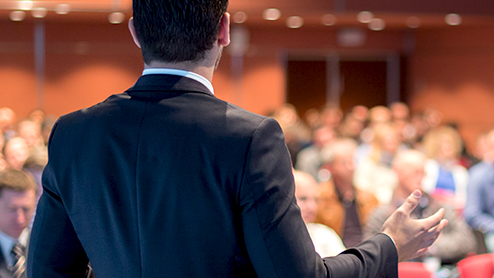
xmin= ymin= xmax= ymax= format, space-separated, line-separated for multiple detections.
xmin=0 ymin=99 xmax=489 ymax=274
xmin=293 ymin=170 xmax=345 ymax=257
xmin=364 ymin=150 xmax=476 ymax=265
xmin=315 ymin=138 xmax=379 ymax=248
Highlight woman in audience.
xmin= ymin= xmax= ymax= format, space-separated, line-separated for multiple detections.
xmin=421 ymin=125 xmax=468 ymax=212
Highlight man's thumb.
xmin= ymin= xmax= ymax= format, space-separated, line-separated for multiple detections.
xmin=399 ymin=190 xmax=421 ymax=215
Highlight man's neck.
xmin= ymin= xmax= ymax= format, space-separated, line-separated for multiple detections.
xmin=145 ymin=61 xmax=214 ymax=83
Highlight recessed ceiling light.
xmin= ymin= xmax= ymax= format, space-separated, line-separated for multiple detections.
xmin=445 ymin=13 xmax=462 ymax=26
xmin=286 ymin=16 xmax=304 ymax=29
xmin=108 ymin=12 xmax=125 ymax=24
xmin=233 ymin=11 xmax=247 ymax=24
xmin=357 ymin=11 xmax=374 ymax=23
xmin=18 ymin=1 xmax=33 ymax=11
xmin=406 ymin=16 xmax=421 ymax=28
xmin=368 ymin=18 xmax=385 ymax=31
xmin=55 ymin=4 xmax=71 ymax=15
xmin=262 ymin=8 xmax=281 ymax=21
xmin=32 ymin=7 xmax=48 ymax=19
xmin=10 ymin=11 xmax=26 ymax=22
xmin=322 ymin=14 xmax=337 ymax=26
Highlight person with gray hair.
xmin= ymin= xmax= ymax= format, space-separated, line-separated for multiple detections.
xmin=365 ymin=149 xmax=475 ymax=265
xmin=316 ymin=138 xmax=380 ymax=248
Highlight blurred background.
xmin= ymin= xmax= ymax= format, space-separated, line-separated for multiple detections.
xmin=1 ymin=0 xmax=494 ymax=150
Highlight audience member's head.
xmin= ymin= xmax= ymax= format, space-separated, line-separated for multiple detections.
xmin=392 ymin=150 xmax=427 ymax=197
xmin=0 ymin=107 xmax=16 ymax=136
xmin=351 ymin=105 xmax=368 ymax=122
xmin=4 ymin=137 xmax=29 ymax=171
xmin=389 ymin=102 xmax=410 ymax=122
xmin=422 ymin=126 xmax=463 ymax=162
xmin=368 ymin=106 xmax=392 ymax=125
xmin=131 ymin=0 xmax=229 ymax=65
xmin=320 ymin=103 xmax=342 ymax=129
xmin=338 ymin=113 xmax=365 ymax=140
xmin=0 ymin=169 xmax=37 ymax=238
xmin=17 ymin=119 xmax=43 ymax=150
xmin=28 ymin=109 xmax=46 ymax=126
xmin=293 ymin=170 xmax=319 ymax=223
xmin=370 ymin=123 xmax=401 ymax=163
xmin=311 ymin=125 xmax=336 ymax=148
xmin=321 ymin=138 xmax=358 ymax=186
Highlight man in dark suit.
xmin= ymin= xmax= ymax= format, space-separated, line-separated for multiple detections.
xmin=27 ymin=1 xmax=447 ymax=277
xmin=0 ymin=169 xmax=37 ymax=278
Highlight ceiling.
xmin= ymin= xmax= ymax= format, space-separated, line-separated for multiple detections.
xmin=0 ymin=0 xmax=493 ymax=29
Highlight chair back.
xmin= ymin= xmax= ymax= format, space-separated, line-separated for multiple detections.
xmin=398 ymin=262 xmax=432 ymax=278
xmin=457 ymin=253 xmax=494 ymax=278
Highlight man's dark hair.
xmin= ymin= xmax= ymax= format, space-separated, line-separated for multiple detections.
xmin=132 ymin=0 xmax=229 ymax=64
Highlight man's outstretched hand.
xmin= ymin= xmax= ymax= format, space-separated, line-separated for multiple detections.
xmin=381 ymin=190 xmax=448 ymax=262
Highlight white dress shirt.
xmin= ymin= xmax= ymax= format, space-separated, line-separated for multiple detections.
xmin=142 ymin=68 xmax=214 ymax=95
xmin=0 ymin=229 xmax=28 ymax=267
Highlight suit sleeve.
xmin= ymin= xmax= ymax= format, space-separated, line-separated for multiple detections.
xmin=239 ymin=117 xmax=398 ymax=278
xmin=27 ymin=120 xmax=89 ymax=278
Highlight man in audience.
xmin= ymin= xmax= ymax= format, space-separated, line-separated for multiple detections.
xmin=316 ymin=138 xmax=380 ymax=248
xmin=28 ymin=1 xmax=447 ymax=277
xmin=0 ymin=169 xmax=37 ymax=278
xmin=365 ymin=149 xmax=476 ymax=264
xmin=464 ymin=128 xmax=494 ymax=252
xmin=295 ymin=125 xmax=336 ymax=182
xmin=293 ymin=169 xmax=345 ymax=257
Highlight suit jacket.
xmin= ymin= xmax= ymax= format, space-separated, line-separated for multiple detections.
xmin=0 ymin=247 xmax=11 ymax=278
xmin=27 ymin=74 xmax=398 ymax=277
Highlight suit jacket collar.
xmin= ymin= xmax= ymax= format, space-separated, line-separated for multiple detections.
xmin=126 ymin=74 xmax=213 ymax=100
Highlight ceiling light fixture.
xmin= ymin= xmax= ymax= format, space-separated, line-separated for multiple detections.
xmin=357 ymin=11 xmax=374 ymax=23
xmin=406 ymin=16 xmax=421 ymax=28
xmin=445 ymin=13 xmax=462 ymax=26
xmin=262 ymin=8 xmax=281 ymax=21
xmin=18 ymin=1 xmax=33 ymax=11
xmin=286 ymin=16 xmax=304 ymax=29
xmin=32 ymin=7 xmax=48 ymax=19
xmin=55 ymin=4 xmax=71 ymax=15
xmin=232 ymin=11 xmax=247 ymax=24
xmin=368 ymin=18 xmax=385 ymax=31
xmin=322 ymin=14 xmax=337 ymax=26
xmin=10 ymin=11 xmax=26 ymax=22
xmin=108 ymin=12 xmax=125 ymax=24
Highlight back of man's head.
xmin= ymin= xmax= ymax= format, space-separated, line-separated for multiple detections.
xmin=0 ymin=169 xmax=37 ymax=197
xmin=132 ymin=0 xmax=229 ymax=64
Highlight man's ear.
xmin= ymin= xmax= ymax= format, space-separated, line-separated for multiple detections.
xmin=128 ymin=17 xmax=141 ymax=49
xmin=218 ymin=13 xmax=230 ymax=47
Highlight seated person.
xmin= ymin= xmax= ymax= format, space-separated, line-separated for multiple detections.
xmin=316 ymin=138 xmax=379 ymax=248
xmin=364 ymin=150 xmax=476 ymax=265
xmin=293 ymin=170 xmax=345 ymax=257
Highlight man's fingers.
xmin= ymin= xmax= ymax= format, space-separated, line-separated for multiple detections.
xmin=427 ymin=219 xmax=448 ymax=234
xmin=397 ymin=190 xmax=421 ymax=216
xmin=420 ymin=208 xmax=446 ymax=229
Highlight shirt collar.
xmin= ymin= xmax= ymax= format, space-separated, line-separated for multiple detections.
xmin=0 ymin=229 xmax=28 ymax=266
xmin=142 ymin=68 xmax=214 ymax=95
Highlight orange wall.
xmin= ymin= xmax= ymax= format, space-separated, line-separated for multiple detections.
xmin=410 ymin=26 xmax=494 ymax=148
xmin=2 ymin=19 xmax=494 ymax=150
